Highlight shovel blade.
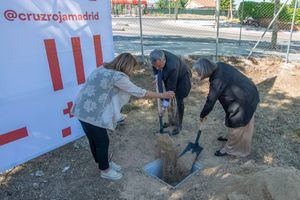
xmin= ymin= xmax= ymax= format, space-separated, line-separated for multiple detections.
xmin=178 ymin=143 xmax=193 ymax=157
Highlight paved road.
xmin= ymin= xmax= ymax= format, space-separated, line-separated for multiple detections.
xmin=112 ymin=17 xmax=300 ymax=60
xmin=112 ymin=17 xmax=300 ymax=41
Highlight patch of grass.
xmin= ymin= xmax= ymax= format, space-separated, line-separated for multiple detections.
xmin=121 ymin=103 xmax=140 ymax=114
xmin=294 ymin=128 xmax=300 ymax=138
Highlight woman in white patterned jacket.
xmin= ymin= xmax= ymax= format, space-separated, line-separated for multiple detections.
xmin=71 ymin=53 xmax=174 ymax=180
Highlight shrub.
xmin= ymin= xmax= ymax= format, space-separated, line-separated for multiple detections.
xmin=237 ymin=1 xmax=259 ymax=21
xmin=238 ymin=1 xmax=299 ymax=23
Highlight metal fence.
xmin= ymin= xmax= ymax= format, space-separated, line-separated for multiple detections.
xmin=111 ymin=0 xmax=300 ymax=62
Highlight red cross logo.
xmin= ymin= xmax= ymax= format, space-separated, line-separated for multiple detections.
xmin=63 ymin=101 xmax=74 ymax=118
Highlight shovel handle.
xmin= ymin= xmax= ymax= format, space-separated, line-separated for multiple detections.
xmin=198 ymin=120 xmax=205 ymax=130
xmin=156 ymin=73 xmax=168 ymax=134
xmin=194 ymin=130 xmax=201 ymax=145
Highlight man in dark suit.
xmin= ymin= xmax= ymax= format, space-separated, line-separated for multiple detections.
xmin=150 ymin=49 xmax=192 ymax=135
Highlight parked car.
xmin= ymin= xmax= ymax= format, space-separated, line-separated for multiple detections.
xmin=242 ymin=16 xmax=260 ymax=27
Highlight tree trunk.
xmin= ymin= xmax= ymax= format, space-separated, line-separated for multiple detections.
xmin=271 ymin=0 xmax=280 ymax=49
xmin=175 ymin=0 xmax=179 ymax=20
xmin=230 ymin=0 xmax=233 ymax=20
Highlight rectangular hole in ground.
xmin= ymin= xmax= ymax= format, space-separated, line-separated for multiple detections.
xmin=143 ymin=159 xmax=202 ymax=188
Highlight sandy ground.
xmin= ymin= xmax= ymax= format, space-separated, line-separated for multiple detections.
xmin=1 ymin=56 xmax=300 ymax=200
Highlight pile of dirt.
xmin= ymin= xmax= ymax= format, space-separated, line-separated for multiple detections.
xmin=156 ymin=135 xmax=190 ymax=186
xmin=215 ymin=167 xmax=300 ymax=200
xmin=273 ymin=66 xmax=300 ymax=98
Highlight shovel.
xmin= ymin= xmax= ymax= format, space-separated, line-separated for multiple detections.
xmin=178 ymin=129 xmax=203 ymax=159
xmin=178 ymin=121 xmax=204 ymax=157
xmin=178 ymin=128 xmax=203 ymax=173
xmin=155 ymin=71 xmax=169 ymax=134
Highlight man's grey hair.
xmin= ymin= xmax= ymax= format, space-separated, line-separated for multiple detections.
xmin=149 ymin=49 xmax=166 ymax=64
xmin=193 ymin=58 xmax=218 ymax=79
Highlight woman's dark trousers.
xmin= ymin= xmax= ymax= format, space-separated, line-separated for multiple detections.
xmin=79 ymin=120 xmax=109 ymax=170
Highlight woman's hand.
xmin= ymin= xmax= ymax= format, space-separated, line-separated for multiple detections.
xmin=144 ymin=91 xmax=174 ymax=99
xmin=198 ymin=117 xmax=207 ymax=129
xmin=161 ymin=91 xmax=175 ymax=99
xmin=199 ymin=117 xmax=207 ymax=123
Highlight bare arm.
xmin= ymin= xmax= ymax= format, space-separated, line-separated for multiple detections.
xmin=144 ymin=91 xmax=174 ymax=99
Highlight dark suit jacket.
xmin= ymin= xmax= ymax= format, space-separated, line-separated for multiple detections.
xmin=152 ymin=50 xmax=191 ymax=98
xmin=200 ymin=62 xmax=260 ymax=128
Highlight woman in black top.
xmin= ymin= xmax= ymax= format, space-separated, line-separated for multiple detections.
xmin=193 ymin=58 xmax=260 ymax=157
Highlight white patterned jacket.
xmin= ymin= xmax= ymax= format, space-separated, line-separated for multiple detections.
xmin=71 ymin=67 xmax=146 ymax=130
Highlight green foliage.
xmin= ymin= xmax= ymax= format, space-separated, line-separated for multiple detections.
xmin=289 ymin=0 xmax=296 ymax=9
xmin=279 ymin=5 xmax=292 ymax=21
xmin=237 ymin=1 xmax=258 ymax=20
xmin=179 ymin=0 xmax=189 ymax=8
xmin=257 ymin=2 xmax=274 ymax=19
xmin=157 ymin=0 xmax=168 ymax=9
xmin=220 ymin=0 xmax=230 ymax=10
xmin=287 ymin=7 xmax=300 ymax=24
xmin=156 ymin=0 xmax=188 ymax=9
xmin=220 ymin=0 xmax=235 ymax=11
xmin=146 ymin=8 xmax=219 ymax=15
xmin=238 ymin=1 xmax=299 ymax=23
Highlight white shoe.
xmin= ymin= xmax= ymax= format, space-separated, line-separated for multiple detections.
xmin=101 ymin=168 xmax=122 ymax=180
xmin=116 ymin=116 xmax=125 ymax=126
xmin=109 ymin=161 xmax=122 ymax=171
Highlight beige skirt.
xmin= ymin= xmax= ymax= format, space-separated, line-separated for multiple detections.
xmin=221 ymin=116 xmax=255 ymax=157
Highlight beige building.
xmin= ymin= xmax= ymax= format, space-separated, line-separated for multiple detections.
xmin=185 ymin=0 xmax=215 ymax=9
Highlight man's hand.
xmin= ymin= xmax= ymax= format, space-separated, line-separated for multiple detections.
xmin=161 ymin=91 xmax=175 ymax=99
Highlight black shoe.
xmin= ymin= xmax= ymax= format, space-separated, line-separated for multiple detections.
xmin=163 ymin=123 xmax=169 ymax=128
xmin=217 ymin=136 xmax=228 ymax=142
xmin=214 ymin=150 xmax=228 ymax=157
xmin=170 ymin=128 xmax=180 ymax=136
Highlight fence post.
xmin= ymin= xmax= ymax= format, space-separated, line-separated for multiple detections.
xmin=138 ymin=0 xmax=144 ymax=58
xmin=238 ymin=0 xmax=244 ymax=45
xmin=286 ymin=0 xmax=298 ymax=63
xmin=215 ymin=0 xmax=220 ymax=60
xmin=175 ymin=0 xmax=179 ymax=20
xmin=169 ymin=0 xmax=171 ymax=18
xmin=271 ymin=0 xmax=280 ymax=49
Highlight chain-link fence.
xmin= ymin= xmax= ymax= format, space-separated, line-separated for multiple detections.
xmin=111 ymin=0 xmax=300 ymax=62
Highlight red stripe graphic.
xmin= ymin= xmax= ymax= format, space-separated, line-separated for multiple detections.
xmin=44 ymin=39 xmax=64 ymax=91
xmin=93 ymin=35 xmax=103 ymax=67
xmin=62 ymin=127 xmax=71 ymax=138
xmin=71 ymin=37 xmax=86 ymax=85
xmin=0 ymin=127 xmax=29 ymax=146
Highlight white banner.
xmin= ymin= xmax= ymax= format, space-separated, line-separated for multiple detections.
xmin=0 ymin=0 xmax=114 ymax=172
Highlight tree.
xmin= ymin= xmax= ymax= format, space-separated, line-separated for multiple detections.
xmin=220 ymin=0 xmax=234 ymax=19
xmin=220 ymin=0 xmax=230 ymax=10
xmin=229 ymin=0 xmax=233 ymax=20
xmin=157 ymin=0 xmax=168 ymax=9
xmin=271 ymin=0 xmax=280 ymax=49
xmin=156 ymin=0 xmax=188 ymax=9
xmin=179 ymin=0 xmax=188 ymax=8
xmin=289 ymin=0 xmax=297 ymax=8
xmin=290 ymin=0 xmax=300 ymax=8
